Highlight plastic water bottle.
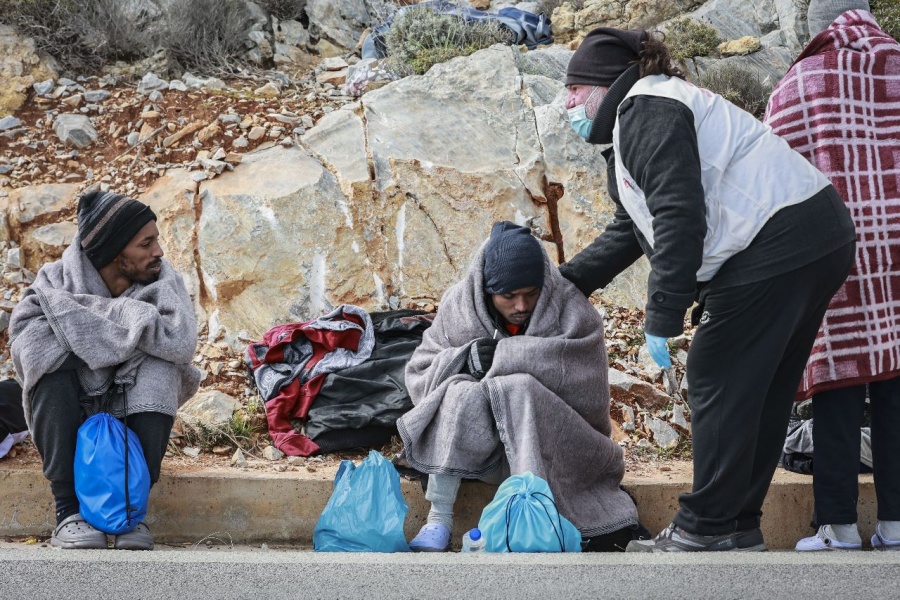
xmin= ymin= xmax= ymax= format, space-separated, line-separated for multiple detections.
xmin=461 ymin=527 xmax=486 ymax=553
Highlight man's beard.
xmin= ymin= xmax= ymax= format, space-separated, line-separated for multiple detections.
xmin=121 ymin=259 xmax=161 ymax=285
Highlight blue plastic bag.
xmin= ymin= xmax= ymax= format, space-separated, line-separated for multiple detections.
xmin=478 ymin=472 xmax=582 ymax=552
xmin=74 ymin=412 xmax=150 ymax=535
xmin=313 ymin=450 xmax=410 ymax=552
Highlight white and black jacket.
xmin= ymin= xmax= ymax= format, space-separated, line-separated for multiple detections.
xmin=560 ymin=75 xmax=855 ymax=337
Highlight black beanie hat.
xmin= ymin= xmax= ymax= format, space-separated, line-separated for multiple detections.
xmin=77 ymin=190 xmax=157 ymax=270
xmin=483 ymin=221 xmax=545 ymax=295
xmin=566 ymin=27 xmax=646 ymax=87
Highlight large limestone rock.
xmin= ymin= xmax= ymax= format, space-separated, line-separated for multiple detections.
xmin=552 ymin=0 xmax=705 ymax=44
xmin=197 ymin=146 xmax=371 ymax=341
xmin=140 ymin=169 xmax=206 ymax=326
xmin=5 ymin=183 xmax=79 ymax=270
xmin=0 ymin=25 xmax=58 ymax=117
xmin=679 ymin=0 xmax=807 ymax=84
xmin=306 ymin=0 xmax=371 ymax=50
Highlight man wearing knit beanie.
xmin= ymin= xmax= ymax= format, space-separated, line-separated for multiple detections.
xmin=10 ymin=188 xmax=200 ymax=551
xmin=807 ymin=0 xmax=870 ymax=36
xmin=401 ymin=221 xmax=647 ymax=553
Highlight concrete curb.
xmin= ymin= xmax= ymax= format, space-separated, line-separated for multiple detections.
xmin=0 ymin=466 xmax=879 ymax=550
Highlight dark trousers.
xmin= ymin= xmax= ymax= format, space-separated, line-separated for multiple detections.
xmin=813 ymin=377 xmax=900 ymax=524
xmin=673 ymin=242 xmax=854 ymax=535
xmin=30 ymin=356 xmax=173 ymax=505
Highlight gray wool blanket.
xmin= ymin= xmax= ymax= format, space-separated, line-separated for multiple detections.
xmin=397 ymin=243 xmax=639 ymax=537
xmin=10 ymin=235 xmax=201 ymax=427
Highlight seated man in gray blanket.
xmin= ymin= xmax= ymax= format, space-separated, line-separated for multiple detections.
xmin=10 ymin=191 xmax=200 ymax=550
xmin=398 ymin=221 xmax=645 ymax=552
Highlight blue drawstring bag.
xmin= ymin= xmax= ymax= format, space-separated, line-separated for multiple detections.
xmin=74 ymin=389 xmax=150 ymax=535
xmin=478 ymin=472 xmax=582 ymax=552
xmin=313 ymin=450 xmax=410 ymax=552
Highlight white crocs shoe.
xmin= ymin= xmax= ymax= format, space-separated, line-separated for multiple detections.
xmin=871 ymin=523 xmax=900 ymax=551
xmin=409 ymin=523 xmax=451 ymax=552
xmin=796 ymin=525 xmax=862 ymax=551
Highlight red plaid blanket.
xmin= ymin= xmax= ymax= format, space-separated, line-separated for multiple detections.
xmin=764 ymin=10 xmax=900 ymax=398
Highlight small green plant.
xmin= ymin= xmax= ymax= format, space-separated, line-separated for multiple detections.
xmin=182 ymin=413 xmax=261 ymax=452
xmin=665 ymin=18 xmax=723 ymax=63
xmin=872 ymin=0 xmax=900 ymax=40
xmin=700 ymin=63 xmax=773 ymax=119
xmin=384 ymin=5 xmax=512 ymax=76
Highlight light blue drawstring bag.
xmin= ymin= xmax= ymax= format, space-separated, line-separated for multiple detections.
xmin=478 ymin=472 xmax=582 ymax=552
xmin=313 ymin=450 xmax=410 ymax=552
xmin=74 ymin=389 xmax=150 ymax=535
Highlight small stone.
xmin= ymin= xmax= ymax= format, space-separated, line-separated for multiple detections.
xmin=212 ymin=445 xmax=231 ymax=455
xmin=138 ymin=72 xmax=169 ymax=94
xmin=4 ymin=272 xmax=22 ymax=285
xmin=321 ymin=56 xmax=349 ymax=71
xmin=247 ymin=126 xmax=266 ymax=141
xmin=659 ymin=466 xmax=672 ymax=472
xmin=287 ymin=456 xmax=305 ymax=466
xmin=84 ymin=90 xmax=110 ymax=102
xmin=183 ymin=447 xmax=201 ymax=458
xmin=718 ymin=36 xmax=762 ymax=57
xmin=33 ymin=79 xmax=55 ymax=96
xmin=316 ymin=69 xmax=348 ymax=86
xmin=62 ymin=94 xmax=83 ymax=107
xmin=53 ymin=114 xmax=98 ymax=148
xmin=219 ymin=114 xmax=241 ymax=124
xmin=148 ymin=90 xmax=164 ymax=102
xmin=306 ymin=465 xmax=317 ymax=472
xmin=263 ymin=446 xmax=284 ymax=461
xmin=636 ymin=439 xmax=652 ymax=449
xmin=254 ymin=82 xmax=281 ymax=97
xmin=0 ymin=311 xmax=9 ymax=333
xmin=231 ymin=448 xmax=247 ymax=467
xmin=0 ymin=116 xmax=23 ymax=132
xmin=671 ymin=402 xmax=691 ymax=433
xmin=273 ymin=464 xmax=288 ymax=472
xmin=232 ymin=136 xmax=249 ymax=149
xmin=168 ymin=80 xmax=188 ymax=92
xmin=7 ymin=248 xmax=20 ymax=269
xmin=646 ymin=416 xmax=680 ymax=450
xmin=126 ymin=131 xmax=140 ymax=147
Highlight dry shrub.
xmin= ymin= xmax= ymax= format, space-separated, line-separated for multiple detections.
xmin=700 ymin=63 xmax=772 ymax=119
xmin=255 ymin=0 xmax=306 ymax=21
xmin=384 ymin=5 xmax=512 ymax=76
xmin=0 ymin=0 xmax=154 ymax=74
xmin=161 ymin=0 xmax=255 ymax=75
xmin=665 ymin=17 xmax=722 ymax=63
xmin=871 ymin=0 xmax=900 ymax=41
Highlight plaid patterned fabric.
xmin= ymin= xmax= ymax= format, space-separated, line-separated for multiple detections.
xmin=764 ymin=10 xmax=900 ymax=398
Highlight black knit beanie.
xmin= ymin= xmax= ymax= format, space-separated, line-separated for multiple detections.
xmin=483 ymin=221 xmax=545 ymax=295
xmin=566 ymin=27 xmax=646 ymax=87
xmin=77 ymin=190 xmax=157 ymax=270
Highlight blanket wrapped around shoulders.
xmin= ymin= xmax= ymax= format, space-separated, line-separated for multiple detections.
xmin=397 ymin=243 xmax=638 ymax=537
xmin=764 ymin=10 xmax=900 ymax=398
xmin=9 ymin=234 xmax=201 ymax=427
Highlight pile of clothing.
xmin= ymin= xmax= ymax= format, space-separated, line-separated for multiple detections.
xmin=247 ymin=306 xmax=433 ymax=456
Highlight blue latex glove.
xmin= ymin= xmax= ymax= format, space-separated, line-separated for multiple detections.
xmin=645 ymin=333 xmax=672 ymax=368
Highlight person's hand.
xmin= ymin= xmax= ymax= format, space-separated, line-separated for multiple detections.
xmin=644 ymin=333 xmax=672 ymax=369
xmin=466 ymin=338 xmax=499 ymax=380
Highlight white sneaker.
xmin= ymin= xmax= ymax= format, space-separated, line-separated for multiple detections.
xmin=871 ymin=523 xmax=900 ymax=551
xmin=796 ymin=525 xmax=862 ymax=551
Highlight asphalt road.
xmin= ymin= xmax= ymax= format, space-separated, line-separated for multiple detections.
xmin=2 ymin=547 xmax=899 ymax=599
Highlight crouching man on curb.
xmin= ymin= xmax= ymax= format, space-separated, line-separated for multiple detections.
xmin=10 ymin=191 xmax=200 ymax=550
xmin=398 ymin=221 xmax=647 ymax=552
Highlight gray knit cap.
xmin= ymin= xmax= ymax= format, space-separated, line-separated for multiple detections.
xmin=807 ymin=0 xmax=870 ymax=36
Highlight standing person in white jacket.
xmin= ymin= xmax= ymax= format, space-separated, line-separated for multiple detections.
xmin=558 ymin=27 xmax=856 ymax=552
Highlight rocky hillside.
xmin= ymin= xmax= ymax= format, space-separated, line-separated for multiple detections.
xmin=0 ymin=0 xmax=850 ymax=458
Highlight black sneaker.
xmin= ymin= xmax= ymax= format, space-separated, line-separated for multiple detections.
xmin=625 ymin=523 xmax=738 ymax=553
xmin=735 ymin=527 xmax=767 ymax=551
